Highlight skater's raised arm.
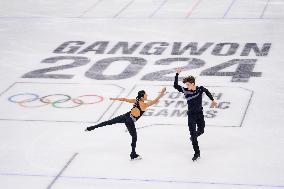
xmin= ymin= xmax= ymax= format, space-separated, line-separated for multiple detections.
xmin=145 ymin=87 xmax=166 ymax=107
xmin=201 ymin=87 xmax=218 ymax=108
xmin=110 ymin=98 xmax=136 ymax=103
xmin=173 ymin=68 xmax=184 ymax=93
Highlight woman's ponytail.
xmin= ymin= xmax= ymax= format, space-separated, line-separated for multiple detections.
xmin=136 ymin=90 xmax=145 ymax=101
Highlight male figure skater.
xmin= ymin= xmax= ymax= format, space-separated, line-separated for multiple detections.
xmin=85 ymin=87 xmax=166 ymax=160
xmin=173 ymin=68 xmax=217 ymax=161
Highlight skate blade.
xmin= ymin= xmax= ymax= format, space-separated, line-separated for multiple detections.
xmin=130 ymin=156 xmax=142 ymax=161
xmin=192 ymin=157 xmax=200 ymax=162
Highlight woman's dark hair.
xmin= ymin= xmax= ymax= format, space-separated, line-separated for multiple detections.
xmin=183 ymin=76 xmax=195 ymax=84
xmin=136 ymin=90 xmax=146 ymax=101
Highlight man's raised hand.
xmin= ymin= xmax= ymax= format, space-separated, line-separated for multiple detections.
xmin=210 ymin=100 xmax=218 ymax=108
xmin=176 ymin=68 xmax=182 ymax=74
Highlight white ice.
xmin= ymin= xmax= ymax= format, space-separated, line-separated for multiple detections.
xmin=0 ymin=0 xmax=284 ymax=189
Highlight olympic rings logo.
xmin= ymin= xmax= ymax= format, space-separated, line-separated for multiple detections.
xmin=8 ymin=93 xmax=104 ymax=108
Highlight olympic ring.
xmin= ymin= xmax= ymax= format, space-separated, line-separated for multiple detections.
xmin=40 ymin=94 xmax=71 ymax=104
xmin=8 ymin=93 xmax=39 ymax=103
xmin=8 ymin=93 xmax=104 ymax=109
xmin=72 ymin=95 xmax=103 ymax=105
xmin=8 ymin=93 xmax=50 ymax=108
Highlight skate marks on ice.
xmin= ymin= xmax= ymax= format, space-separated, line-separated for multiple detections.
xmin=1 ymin=0 xmax=284 ymax=19
xmin=46 ymin=153 xmax=78 ymax=189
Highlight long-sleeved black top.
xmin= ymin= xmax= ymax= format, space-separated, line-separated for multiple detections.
xmin=173 ymin=73 xmax=214 ymax=114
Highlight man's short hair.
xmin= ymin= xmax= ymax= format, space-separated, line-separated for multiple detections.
xmin=183 ymin=76 xmax=195 ymax=84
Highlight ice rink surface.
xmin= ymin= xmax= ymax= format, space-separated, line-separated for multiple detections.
xmin=0 ymin=0 xmax=284 ymax=188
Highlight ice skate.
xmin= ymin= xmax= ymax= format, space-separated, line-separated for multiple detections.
xmin=130 ymin=153 xmax=142 ymax=161
xmin=192 ymin=153 xmax=200 ymax=161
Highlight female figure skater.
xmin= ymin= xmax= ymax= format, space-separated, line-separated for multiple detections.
xmin=85 ymin=87 xmax=166 ymax=160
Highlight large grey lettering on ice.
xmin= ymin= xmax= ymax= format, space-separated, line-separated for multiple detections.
xmin=53 ymin=41 xmax=271 ymax=56
xmin=22 ymin=41 xmax=271 ymax=81
xmin=22 ymin=56 xmax=90 ymax=79
xmin=85 ymin=57 xmax=147 ymax=80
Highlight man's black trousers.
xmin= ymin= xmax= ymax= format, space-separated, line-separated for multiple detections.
xmin=188 ymin=112 xmax=205 ymax=155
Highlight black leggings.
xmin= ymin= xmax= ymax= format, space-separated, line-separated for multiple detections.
xmin=88 ymin=112 xmax=137 ymax=154
xmin=188 ymin=113 xmax=205 ymax=154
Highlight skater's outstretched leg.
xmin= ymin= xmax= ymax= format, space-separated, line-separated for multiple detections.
xmin=85 ymin=113 xmax=126 ymax=131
